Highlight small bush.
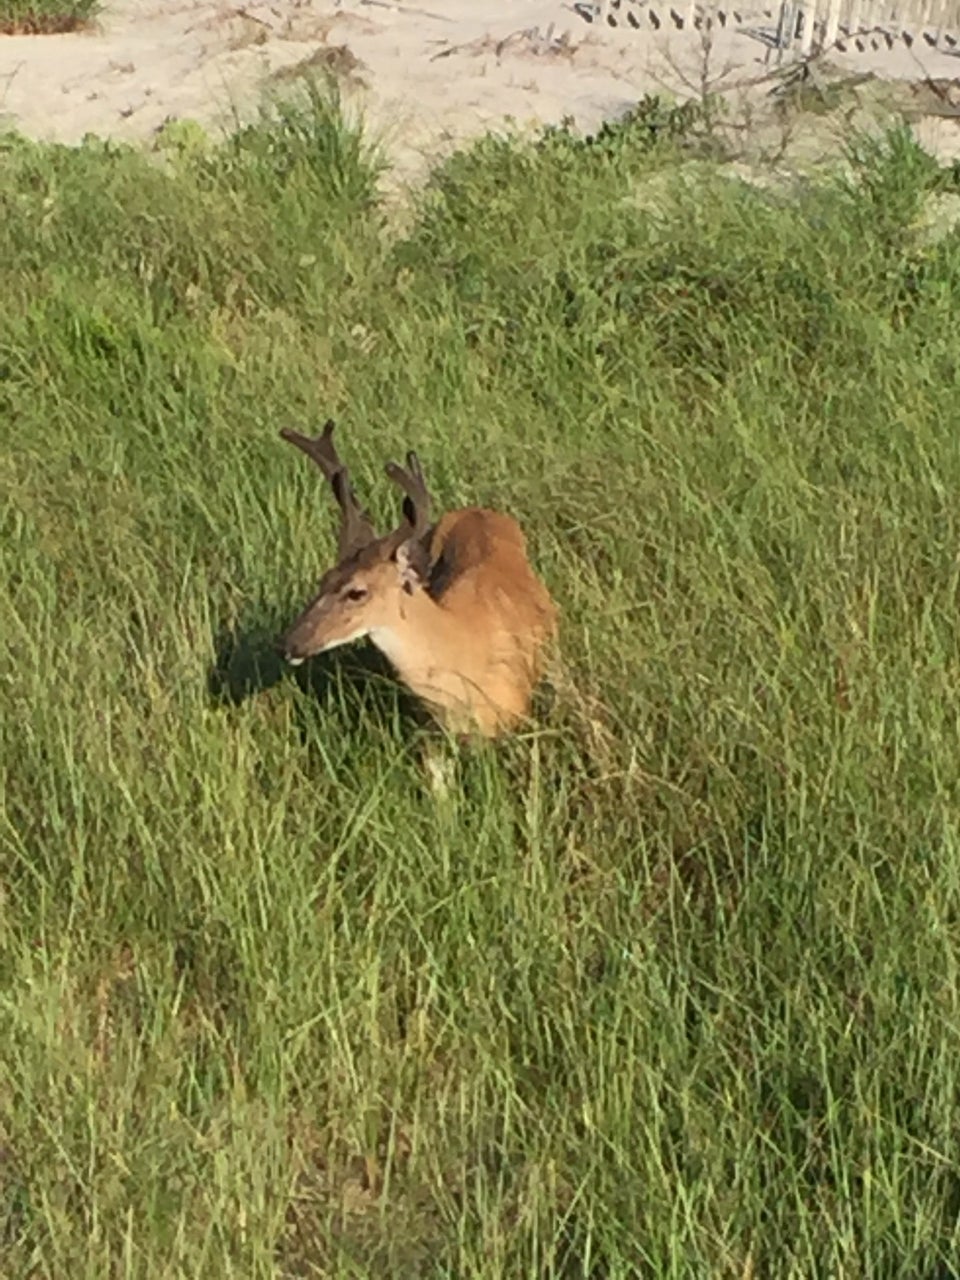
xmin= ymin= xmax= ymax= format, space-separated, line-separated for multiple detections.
xmin=0 ymin=0 xmax=98 ymax=34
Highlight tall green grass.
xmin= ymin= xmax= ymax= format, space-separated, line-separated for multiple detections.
xmin=3 ymin=90 xmax=960 ymax=1275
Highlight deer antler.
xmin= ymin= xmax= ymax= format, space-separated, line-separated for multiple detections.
xmin=384 ymin=451 xmax=432 ymax=543
xmin=280 ymin=419 xmax=378 ymax=560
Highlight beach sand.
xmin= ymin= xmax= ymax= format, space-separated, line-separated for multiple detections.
xmin=1 ymin=1 xmax=958 ymax=178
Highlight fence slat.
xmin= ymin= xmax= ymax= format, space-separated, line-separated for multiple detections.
xmin=799 ymin=0 xmax=818 ymax=50
xmin=822 ymin=0 xmax=841 ymax=43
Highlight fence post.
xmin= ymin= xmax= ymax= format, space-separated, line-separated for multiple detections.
xmin=799 ymin=0 xmax=819 ymax=52
xmin=822 ymin=0 xmax=841 ymax=46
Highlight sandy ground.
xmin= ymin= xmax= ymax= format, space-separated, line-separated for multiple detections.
xmin=1 ymin=0 xmax=959 ymax=179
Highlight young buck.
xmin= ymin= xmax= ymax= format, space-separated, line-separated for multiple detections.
xmin=278 ymin=420 xmax=557 ymax=738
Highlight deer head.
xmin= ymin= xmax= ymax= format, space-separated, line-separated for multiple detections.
xmin=278 ymin=421 xmax=434 ymax=665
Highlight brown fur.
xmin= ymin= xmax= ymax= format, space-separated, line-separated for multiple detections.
xmin=281 ymin=480 xmax=557 ymax=738
xmin=384 ymin=508 xmax=557 ymax=735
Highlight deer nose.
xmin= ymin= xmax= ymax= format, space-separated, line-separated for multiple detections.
xmin=277 ymin=636 xmax=305 ymax=667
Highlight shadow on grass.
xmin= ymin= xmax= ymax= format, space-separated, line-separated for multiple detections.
xmin=207 ymin=620 xmax=287 ymax=707
xmin=207 ymin=615 xmax=430 ymax=734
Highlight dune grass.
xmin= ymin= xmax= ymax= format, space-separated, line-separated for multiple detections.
xmin=0 ymin=0 xmax=97 ymax=34
xmin=3 ymin=89 xmax=960 ymax=1275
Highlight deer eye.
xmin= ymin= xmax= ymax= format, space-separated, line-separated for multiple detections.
xmin=344 ymin=585 xmax=368 ymax=603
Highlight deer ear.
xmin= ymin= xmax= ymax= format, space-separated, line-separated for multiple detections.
xmin=396 ymin=538 xmax=430 ymax=594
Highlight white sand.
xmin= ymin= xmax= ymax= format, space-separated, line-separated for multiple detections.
xmin=1 ymin=0 xmax=958 ymax=176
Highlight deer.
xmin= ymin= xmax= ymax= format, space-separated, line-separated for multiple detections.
xmin=278 ymin=420 xmax=558 ymax=738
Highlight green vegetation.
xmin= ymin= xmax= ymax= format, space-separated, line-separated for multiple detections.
xmin=0 ymin=0 xmax=97 ymax=34
xmin=3 ymin=87 xmax=960 ymax=1276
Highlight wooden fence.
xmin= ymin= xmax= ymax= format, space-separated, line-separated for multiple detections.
xmin=585 ymin=0 xmax=960 ymax=59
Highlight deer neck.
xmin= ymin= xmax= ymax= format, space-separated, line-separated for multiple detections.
xmin=367 ymin=587 xmax=499 ymax=726
xmin=368 ymin=587 xmax=470 ymax=681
